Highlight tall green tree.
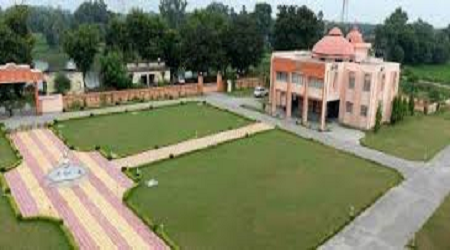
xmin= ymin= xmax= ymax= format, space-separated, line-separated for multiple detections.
xmin=74 ymin=0 xmax=109 ymax=26
xmin=100 ymin=51 xmax=131 ymax=90
xmin=0 ymin=5 xmax=34 ymax=64
xmin=105 ymin=17 xmax=134 ymax=60
xmin=126 ymin=9 xmax=166 ymax=61
xmin=63 ymin=25 xmax=100 ymax=83
xmin=273 ymin=5 xmax=324 ymax=51
xmin=253 ymin=3 xmax=273 ymax=46
xmin=225 ymin=11 xmax=264 ymax=73
xmin=161 ymin=29 xmax=182 ymax=80
xmin=159 ymin=0 xmax=187 ymax=29
xmin=181 ymin=9 xmax=228 ymax=73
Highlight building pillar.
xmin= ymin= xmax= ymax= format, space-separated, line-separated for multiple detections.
xmin=286 ymin=73 xmax=292 ymax=119
xmin=270 ymin=67 xmax=277 ymax=115
xmin=320 ymin=77 xmax=328 ymax=131
xmin=197 ymin=73 xmax=204 ymax=94
xmin=35 ymin=82 xmax=41 ymax=115
xmin=302 ymin=77 xmax=309 ymax=126
xmin=217 ymin=72 xmax=224 ymax=92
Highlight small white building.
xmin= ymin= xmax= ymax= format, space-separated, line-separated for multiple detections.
xmin=127 ymin=62 xmax=171 ymax=86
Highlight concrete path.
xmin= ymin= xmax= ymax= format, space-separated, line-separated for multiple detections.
xmin=2 ymin=98 xmax=198 ymax=130
xmin=114 ymin=122 xmax=274 ymax=168
xmin=204 ymin=93 xmax=450 ymax=250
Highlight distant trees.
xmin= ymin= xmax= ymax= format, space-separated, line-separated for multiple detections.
xmin=159 ymin=0 xmax=187 ymax=30
xmin=273 ymin=5 xmax=324 ymax=51
xmin=74 ymin=0 xmax=109 ymax=34
xmin=63 ymin=25 xmax=100 ymax=83
xmin=375 ymin=8 xmax=450 ymax=65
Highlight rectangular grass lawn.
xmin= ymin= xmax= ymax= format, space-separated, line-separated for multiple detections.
xmin=415 ymin=194 xmax=450 ymax=250
xmin=55 ymin=102 xmax=251 ymax=156
xmin=126 ymin=130 xmax=401 ymax=250
xmin=362 ymin=112 xmax=450 ymax=161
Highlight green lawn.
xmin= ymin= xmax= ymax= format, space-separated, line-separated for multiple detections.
xmin=227 ymin=88 xmax=254 ymax=97
xmin=415 ymin=194 xmax=450 ymax=250
xmin=362 ymin=112 xmax=450 ymax=161
xmin=0 ymin=196 xmax=71 ymax=250
xmin=56 ymin=102 xmax=251 ymax=156
xmin=0 ymin=128 xmax=71 ymax=249
xmin=406 ymin=64 xmax=450 ymax=85
xmin=0 ymin=129 xmax=17 ymax=171
xmin=126 ymin=130 xmax=401 ymax=250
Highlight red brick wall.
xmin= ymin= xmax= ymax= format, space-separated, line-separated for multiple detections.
xmin=63 ymin=84 xmax=200 ymax=110
xmin=235 ymin=77 xmax=263 ymax=90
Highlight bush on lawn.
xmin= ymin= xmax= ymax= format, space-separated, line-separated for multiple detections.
xmin=54 ymin=73 xmax=71 ymax=95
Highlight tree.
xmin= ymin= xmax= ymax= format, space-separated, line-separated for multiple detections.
xmin=253 ymin=3 xmax=272 ymax=45
xmin=181 ymin=9 xmax=229 ymax=73
xmin=100 ymin=51 xmax=132 ymax=90
xmin=225 ymin=11 xmax=264 ymax=73
xmin=126 ymin=10 xmax=166 ymax=61
xmin=273 ymin=5 xmax=324 ymax=51
xmin=391 ymin=96 xmax=400 ymax=124
xmin=374 ymin=103 xmax=382 ymax=133
xmin=159 ymin=0 xmax=187 ymax=30
xmin=408 ymin=93 xmax=415 ymax=116
xmin=0 ymin=5 xmax=34 ymax=64
xmin=105 ymin=17 xmax=134 ymax=60
xmin=74 ymin=0 xmax=109 ymax=26
xmin=161 ymin=29 xmax=182 ymax=80
xmin=63 ymin=25 xmax=100 ymax=83
xmin=54 ymin=73 xmax=71 ymax=94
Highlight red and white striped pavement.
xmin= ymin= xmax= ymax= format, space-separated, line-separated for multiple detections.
xmin=5 ymin=129 xmax=168 ymax=250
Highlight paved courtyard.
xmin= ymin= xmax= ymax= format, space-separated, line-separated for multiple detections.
xmin=5 ymin=129 xmax=168 ymax=250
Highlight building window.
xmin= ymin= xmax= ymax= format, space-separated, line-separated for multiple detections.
xmin=360 ymin=105 xmax=368 ymax=117
xmin=276 ymin=72 xmax=288 ymax=83
xmin=346 ymin=101 xmax=353 ymax=114
xmin=292 ymin=73 xmax=303 ymax=85
xmin=310 ymin=78 xmax=323 ymax=89
xmin=363 ymin=74 xmax=371 ymax=92
xmin=348 ymin=72 xmax=355 ymax=89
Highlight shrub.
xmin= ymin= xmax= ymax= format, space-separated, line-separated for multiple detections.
xmin=54 ymin=73 xmax=71 ymax=95
xmin=374 ymin=104 xmax=382 ymax=133
xmin=408 ymin=94 xmax=415 ymax=116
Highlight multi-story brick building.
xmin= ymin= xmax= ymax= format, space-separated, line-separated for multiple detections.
xmin=270 ymin=27 xmax=400 ymax=130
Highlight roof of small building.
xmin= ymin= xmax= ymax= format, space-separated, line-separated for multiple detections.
xmin=346 ymin=27 xmax=364 ymax=44
xmin=0 ymin=63 xmax=44 ymax=84
xmin=312 ymin=27 xmax=355 ymax=60
xmin=127 ymin=62 xmax=168 ymax=73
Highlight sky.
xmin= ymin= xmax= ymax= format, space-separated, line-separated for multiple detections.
xmin=1 ymin=0 xmax=450 ymax=28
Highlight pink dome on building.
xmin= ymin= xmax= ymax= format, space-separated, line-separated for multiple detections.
xmin=312 ymin=27 xmax=355 ymax=60
xmin=346 ymin=27 xmax=364 ymax=44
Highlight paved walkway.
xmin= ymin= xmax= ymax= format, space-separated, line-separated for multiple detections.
xmin=204 ymin=93 xmax=450 ymax=250
xmin=5 ymin=129 xmax=168 ymax=250
xmin=2 ymin=98 xmax=198 ymax=130
xmin=114 ymin=122 xmax=274 ymax=168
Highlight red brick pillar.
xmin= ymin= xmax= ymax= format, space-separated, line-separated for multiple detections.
xmin=198 ymin=73 xmax=204 ymax=94
xmin=217 ymin=72 xmax=225 ymax=92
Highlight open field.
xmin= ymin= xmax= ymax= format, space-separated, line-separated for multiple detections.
xmin=362 ymin=112 xmax=450 ymax=161
xmin=415 ymin=194 xmax=450 ymax=250
xmin=406 ymin=64 xmax=450 ymax=86
xmin=126 ymin=129 xmax=401 ymax=250
xmin=55 ymin=102 xmax=252 ymax=156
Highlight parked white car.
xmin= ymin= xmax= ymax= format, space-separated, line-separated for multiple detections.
xmin=253 ymin=86 xmax=269 ymax=98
